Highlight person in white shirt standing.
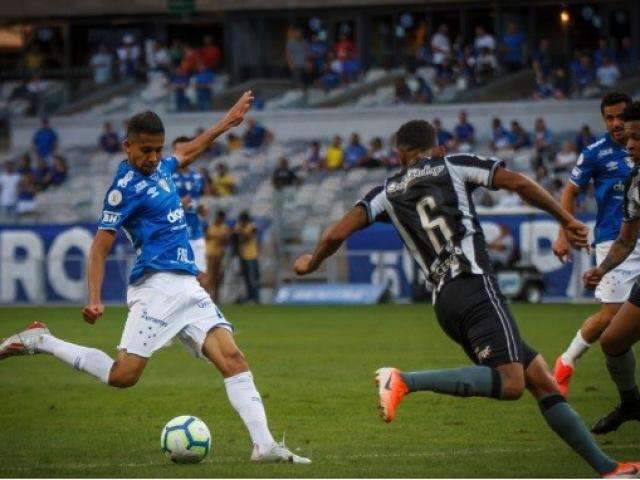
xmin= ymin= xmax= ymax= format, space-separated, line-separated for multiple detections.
xmin=0 ymin=160 xmax=21 ymax=222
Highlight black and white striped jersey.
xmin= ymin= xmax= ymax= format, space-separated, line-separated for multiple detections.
xmin=623 ymin=166 xmax=640 ymax=223
xmin=357 ymin=154 xmax=504 ymax=292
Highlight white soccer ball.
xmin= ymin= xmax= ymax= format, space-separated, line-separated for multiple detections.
xmin=161 ymin=415 xmax=211 ymax=464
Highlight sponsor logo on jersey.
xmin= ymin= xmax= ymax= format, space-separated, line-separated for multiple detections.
xmin=598 ymin=148 xmax=614 ymax=159
xmin=117 ymin=170 xmax=134 ymax=188
xmin=167 ymin=207 xmax=185 ymax=223
xmin=571 ymin=167 xmax=582 ymax=178
xmin=475 ymin=345 xmax=492 ymax=362
xmin=614 ymin=181 xmax=625 ymax=192
xmin=146 ymin=186 xmax=159 ymax=198
xmin=159 ymin=179 xmax=170 ymax=192
xmin=141 ymin=309 xmax=168 ymax=327
xmin=197 ymin=298 xmax=212 ymax=309
xmin=586 ymin=137 xmax=606 ymax=150
xmin=107 ymin=189 xmax=123 ymax=206
xmin=387 ymin=165 xmax=445 ymax=194
xmin=134 ymin=180 xmax=148 ymax=193
xmin=606 ymin=160 xmax=618 ymax=171
xmin=101 ymin=211 xmax=122 ymax=225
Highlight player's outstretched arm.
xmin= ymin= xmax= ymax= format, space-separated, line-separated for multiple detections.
xmin=553 ymin=182 xmax=581 ymax=263
xmin=173 ymin=91 xmax=254 ymax=167
xmin=584 ymin=219 xmax=640 ymax=289
xmin=83 ymin=229 xmax=116 ymax=324
xmin=492 ymin=167 xmax=589 ymax=250
xmin=294 ymin=206 xmax=369 ymax=275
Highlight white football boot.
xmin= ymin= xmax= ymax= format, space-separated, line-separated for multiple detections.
xmin=250 ymin=442 xmax=311 ymax=464
xmin=0 ymin=321 xmax=49 ymax=359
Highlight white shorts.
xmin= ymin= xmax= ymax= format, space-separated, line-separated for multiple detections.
xmin=118 ymin=272 xmax=233 ymax=358
xmin=190 ymin=238 xmax=207 ymax=273
xmin=595 ymin=240 xmax=640 ymax=303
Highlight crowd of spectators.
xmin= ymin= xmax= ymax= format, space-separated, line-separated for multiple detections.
xmin=0 ymin=118 xmax=68 ymax=220
xmin=532 ymin=36 xmax=633 ymax=100
xmin=285 ymin=26 xmax=362 ymax=92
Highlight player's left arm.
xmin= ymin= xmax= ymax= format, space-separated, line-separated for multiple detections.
xmin=294 ymin=206 xmax=369 ymax=275
xmin=492 ymin=166 xmax=589 ymax=250
xmin=172 ymin=91 xmax=253 ymax=167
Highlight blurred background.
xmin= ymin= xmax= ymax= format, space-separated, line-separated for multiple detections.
xmin=0 ymin=0 xmax=638 ymax=306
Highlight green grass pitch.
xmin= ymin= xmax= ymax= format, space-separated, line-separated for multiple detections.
xmin=0 ymin=304 xmax=638 ymax=478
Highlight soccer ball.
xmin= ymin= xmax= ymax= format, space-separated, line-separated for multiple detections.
xmin=161 ymin=415 xmax=211 ymax=464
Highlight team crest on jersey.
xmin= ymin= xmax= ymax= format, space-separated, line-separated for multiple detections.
xmin=107 ymin=189 xmax=123 ymax=206
xmin=606 ymin=161 xmax=618 ymax=171
xmin=159 ymin=179 xmax=170 ymax=192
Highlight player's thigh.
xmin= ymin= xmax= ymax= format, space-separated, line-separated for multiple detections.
xmin=201 ymin=327 xmax=248 ymax=377
xmin=600 ymin=301 xmax=640 ymax=356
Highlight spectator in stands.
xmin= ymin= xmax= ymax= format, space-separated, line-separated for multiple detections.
xmin=594 ymin=37 xmax=615 ymax=68
xmin=343 ymin=133 xmax=368 ymax=169
xmin=551 ymin=68 xmax=570 ymax=99
xmin=272 ymin=156 xmax=301 ymax=189
xmin=32 ymin=156 xmax=49 ymax=190
xmin=0 ymin=160 xmax=20 ymax=220
xmin=149 ymin=42 xmax=171 ymax=76
xmin=309 ymin=32 xmax=329 ymax=72
xmin=362 ymin=137 xmax=385 ymax=169
xmin=342 ymin=50 xmax=362 ymax=84
xmin=508 ymin=120 xmax=531 ymax=150
xmin=243 ymin=118 xmax=272 ymax=150
xmin=554 ymin=139 xmax=578 ymax=174
xmin=286 ymin=27 xmax=310 ymax=88
xmin=200 ymin=35 xmax=221 ymax=71
xmin=532 ymin=38 xmax=552 ymax=77
xmin=473 ymin=25 xmax=496 ymax=54
xmin=394 ymin=77 xmax=412 ymax=103
xmin=206 ymin=210 xmax=231 ymax=303
xmin=575 ymin=124 xmax=596 ymax=153
xmin=235 ymin=211 xmax=260 ymax=304
xmin=32 ymin=117 xmax=57 ymax=160
xmin=500 ymin=21 xmax=525 ymax=72
xmin=213 ymin=163 xmax=236 ymax=197
xmin=490 ymin=117 xmax=510 ymax=151
xmin=435 ymin=57 xmax=455 ymax=88
xmin=169 ymin=39 xmax=185 ymax=68
xmin=572 ymin=54 xmax=596 ymax=96
xmin=171 ymin=67 xmax=190 ymax=112
xmin=335 ymin=32 xmax=356 ymax=62
xmin=226 ymin=133 xmax=242 ymax=152
xmin=434 ymin=118 xmax=454 ymax=150
xmin=597 ymin=57 xmax=621 ymax=88
xmin=24 ymin=75 xmax=48 ymax=116
xmin=305 ymin=140 xmax=322 ymax=171
xmin=90 ymin=45 xmax=113 ymax=86
xmin=99 ymin=122 xmax=120 ymax=153
xmin=17 ymin=153 xmax=32 ymax=175
xmin=430 ymin=24 xmax=451 ymax=68
xmin=475 ymin=47 xmax=498 ymax=84
xmin=618 ymin=36 xmax=634 ymax=74
xmin=405 ymin=67 xmax=433 ymax=103
xmin=325 ymin=135 xmax=344 ymax=170
xmin=197 ymin=167 xmax=213 ymax=195
xmin=43 ymin=154 xmax=68 ymax=188
xmin=532 ymin=66 xmax=555 ymax=100
xmin=454 ymin=110 xmax=475 ymax=152
xmin=116 ymin=34 xmax=141 ymax=79
xmin=180 ymin=45 xmax=200 ymax=75
xmin=194 ymin=63 xmax=214 ymax=111
xmin=16 ymin=172 xmax=37 ymax=217
xmin=318 ymin=51 xmax=342 ymax=91
xmin=533 ymin=117 xmax=553 ymax=167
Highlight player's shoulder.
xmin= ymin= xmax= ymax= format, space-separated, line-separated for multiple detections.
xmin=444 ymin=152 xmax=499 ymax=168
xmin=581 ymin=135 xmax=608 ymax=158
xmin=108 ymin=161 xmax=147 ymax=199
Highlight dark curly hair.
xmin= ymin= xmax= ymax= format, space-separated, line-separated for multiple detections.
xmin=600 ymin=92 xmax=632 ymax=114
xmin=622 ymin=101 xmax=640 ymax=123
xmin=394 ymin=120 xmax=436 ymax=151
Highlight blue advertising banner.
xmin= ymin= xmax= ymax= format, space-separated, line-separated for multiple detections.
xmin=346 ymin=212 xmax=596 ymax=300
xmin=275 ymin=283 xmax=388 ymax=305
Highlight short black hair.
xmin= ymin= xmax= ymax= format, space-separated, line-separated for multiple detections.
xmin=600 ymin=92 xmax=632 ymax=114
xmin=215 ymin=210 xmax=226 ymax=219
xmin=394 ymin=120 xmax=436 ymax=151
xmin=238 ymin=210 xmax=251 ymax=222
xmin=127 ymin=111 xmax=164 ymax=140
xmin=622 ymin=101 xmax=640 ymax=122
xmin=172 ymin=135 xmax=191 ymax=146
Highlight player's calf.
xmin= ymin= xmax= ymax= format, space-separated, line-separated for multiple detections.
xmin=497 ymin=363 xmax=525 ymax=400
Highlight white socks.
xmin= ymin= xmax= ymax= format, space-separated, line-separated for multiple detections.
xmin=224 ymin=371 xmax=275 ymax=452
xmin=561 ymin=330 xmax=592 ymax=366
xmin=38 ymin=334 xmax=114 ymax=384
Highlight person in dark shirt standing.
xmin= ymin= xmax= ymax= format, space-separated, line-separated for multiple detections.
xmin=243 ymin=118 xmax=272 ymax=150
xmin=272 ymin=157 xmax=300 ymax=190
xmin=99 ymin=122 xmax=121 ymax=154
xmin=32 ymin=118 xmax=58 ymax=160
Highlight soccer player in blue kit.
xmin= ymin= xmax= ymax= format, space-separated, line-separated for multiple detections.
xmin=171 ymin=136 xmax=209 ymax=289
xmin=0 ymin=92 xmax=311 ymax=464
xmin=551 ymin=94 xmax=636 ymax=416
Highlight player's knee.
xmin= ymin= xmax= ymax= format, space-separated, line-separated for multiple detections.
xmin=600 ymin=330 xmax=625 ymax=356
xmin=501 ymin=375 xmax=525 ymax=400
xmin=221 ymin=349 xmax=248 ymax=376
xmin=108 ymin=366 xmax=141 ymax=389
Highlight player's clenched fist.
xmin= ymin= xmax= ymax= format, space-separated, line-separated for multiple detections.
xmin=82 ymin=303 xmax=105 ymax=324
xmin=583 ymin=267 xmax=604 ymax=290
xmin=294 ymin=254 xmax=314 ymax=275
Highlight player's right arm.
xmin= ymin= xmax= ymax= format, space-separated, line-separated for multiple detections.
xmin=83 ymin=229 xmax=116 ymax=324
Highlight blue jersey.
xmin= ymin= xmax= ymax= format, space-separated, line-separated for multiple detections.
xmin=98 ymin=157 xmax=198 ymax=284
xmin=172 ymin=169 xmax=205 ymax=240
xmin=570 ymin=134 xmax=631 ymax=244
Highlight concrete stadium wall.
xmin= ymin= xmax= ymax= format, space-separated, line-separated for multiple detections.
xmin=9 ymin=99 xmax=604 ymax=151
